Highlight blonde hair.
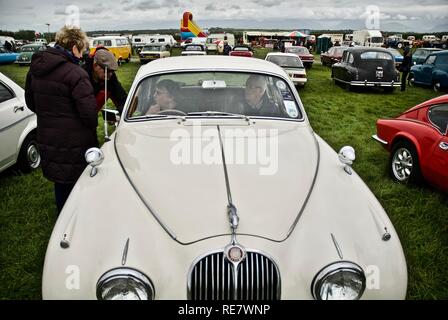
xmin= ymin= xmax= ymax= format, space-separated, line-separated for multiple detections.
xmin=55 ymin=26 xmax=88 ymax=52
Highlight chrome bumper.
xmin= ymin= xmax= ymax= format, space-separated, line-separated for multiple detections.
xmin=372 ymin=134 xmax=388 ymax=145
xmin=351 ymin=80 xmax=401 ymax=87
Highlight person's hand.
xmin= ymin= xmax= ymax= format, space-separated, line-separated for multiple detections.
xmin=147 ymin=104 xmax=160 ymax=115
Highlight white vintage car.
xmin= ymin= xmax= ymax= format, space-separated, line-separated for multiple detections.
xmin=42 ymin=56 xmax=407 ymax=300
xmin=265 ymin=52 xmax=307 ymax=87
xmin=0 ymin=72 xmax=40 ymax=173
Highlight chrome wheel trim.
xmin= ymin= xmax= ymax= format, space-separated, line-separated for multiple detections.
xmin=408 ymin=75 xmax=414 ymax=87
xmin=392 ymin=147 xmax=413 ymax=181
xmin=433 ymin=82 xmax=441 ymax=92
xmin=27 ymin=143 xmax=40 ymax=169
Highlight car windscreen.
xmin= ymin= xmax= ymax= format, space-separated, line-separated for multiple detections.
xmin=286 ymin=47 xmax=308 ymax=54
xmin=234 ymin=47 xmax=250 ymax=51
xmin=360 ymin=51 xmax=393 ymax=60
xmin=371 ymin=37 xmax=384 ymax=43
xmin=21 ymin=46 xmax=37 ymax=52
xmin=93 ymin=40 xmax=112 ymax=47
xmin=185 ymin=45 xmax=203 ymax=51
xmin=333 ymin=47 xmax=346 ymax=55
xmin=387 ymin=49 xmax=401 ymax=56
xmin=126 ymin=72 xmax=302 ymax=120
xmin=142 ymin=46 xmax=162 ymax=51
xmin=267 ymin=56 xmax=304 ymax=68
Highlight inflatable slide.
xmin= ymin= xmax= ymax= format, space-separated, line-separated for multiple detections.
xmin=180 ymin=12 xmax=208 ymax=40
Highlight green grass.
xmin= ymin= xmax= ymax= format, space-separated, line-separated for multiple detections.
xmin=0 ymin=50 xmax=447 ymax=300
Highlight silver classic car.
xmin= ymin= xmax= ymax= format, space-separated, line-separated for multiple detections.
xmin=42 ymin=56 xmax=407 ymax=300
xmin=0 ymin=72 xmax=40 ymax=173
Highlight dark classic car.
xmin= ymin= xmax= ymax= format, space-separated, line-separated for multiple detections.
xmin=412 ymin=48 xmax=442 ymax=65
xmin=331 ymin=47 xmax=400 ymax=92
xmin=320 ymin=46 xmax=348 ymax=66
xmin=17 ymin=43 xmax=47 ymax=66
xmin=409 ymin=50 xmax=448 ymax=92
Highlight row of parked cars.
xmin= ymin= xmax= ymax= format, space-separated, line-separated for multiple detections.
xmin=320 ymin=45 xmax=448 ymax=92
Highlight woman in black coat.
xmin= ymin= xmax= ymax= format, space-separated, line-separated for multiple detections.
xmin=25 ymin=26 xmax=98 ymax=213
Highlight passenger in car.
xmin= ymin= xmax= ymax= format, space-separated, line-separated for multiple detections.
xmin=240 ymin=75 xmax=278 ymax=117
xmin=146 ymin=79 xmax=180 ymax=114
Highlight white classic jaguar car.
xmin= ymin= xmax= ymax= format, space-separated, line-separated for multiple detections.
xmin=0 ymin=72 xmax=40 ymax=173
xmin=42 ymin=56 xmax=407 ymax=300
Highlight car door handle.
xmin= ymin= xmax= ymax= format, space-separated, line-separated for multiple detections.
xmin=439 ymin=142 xmax=448 ymax=151
xmin=14 ymin=106 xmax=25 ymax=113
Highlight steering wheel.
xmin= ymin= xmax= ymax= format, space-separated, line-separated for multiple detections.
xmin=157 ymin=109 xmax=187 ymax=116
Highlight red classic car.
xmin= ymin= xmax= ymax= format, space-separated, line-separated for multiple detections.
xmin=284 ymin=46 xmax=314 ymax=68
xmin=373 ymin=95 xmax=448 ymax=192
xmin=320 ymin=46 xmax=348 ymax=66
xmin=229 ymin=45 xmax=253 ymax=57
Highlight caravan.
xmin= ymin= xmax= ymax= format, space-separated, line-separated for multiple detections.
xmin=353 ymin=30 xmax=384 ymax=47
xmin=132 ymin=34 xmax=177 ymax=52
xmin=206 ymin=33 xmax=235 ymax=52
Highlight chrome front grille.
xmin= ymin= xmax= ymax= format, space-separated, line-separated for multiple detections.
xmin=188 ymin=250 xmax=281 ymax=300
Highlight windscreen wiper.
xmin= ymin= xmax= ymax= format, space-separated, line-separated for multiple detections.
xmin=132 ymin=114 xmax=185 ymax=120
xmin=187 ymin=111 xmax=251 ymax=122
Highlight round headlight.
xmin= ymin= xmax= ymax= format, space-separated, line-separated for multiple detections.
xmin=97 ymin=268 xmax=155 ymax=300
xmin=311 ymin=262 xmax=366 ymax=300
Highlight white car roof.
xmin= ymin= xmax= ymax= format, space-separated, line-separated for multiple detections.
xmin=135 ymin=56 xmax=287 ymax=81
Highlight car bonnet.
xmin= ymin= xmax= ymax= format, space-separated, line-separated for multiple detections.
xmin=114 ymin=119 xmax=318 ymax=244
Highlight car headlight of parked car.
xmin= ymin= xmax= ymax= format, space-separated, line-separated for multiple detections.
xmin=96 ymin=268 xmax=155 ymax=300
xmin=311 ymin=261 xmax=366 ymax=300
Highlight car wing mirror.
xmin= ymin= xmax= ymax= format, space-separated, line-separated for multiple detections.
xmin=102 ymin=109 xmax=120 ymax=123
xmin=85 ymin=147 xmax=104 ymax=177
xmin=102 ymin=109 xmax=120 ymax=142
xmin=338 ymin=146 xmax=356 ymax=175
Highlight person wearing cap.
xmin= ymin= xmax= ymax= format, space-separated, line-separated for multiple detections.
xmin=25 ymin=26 xmax=98 ymax=214
xmin=82 ymin=47 xmax=127 ymax=113
xmin=399 ymin=45 xmax=413 ymax=91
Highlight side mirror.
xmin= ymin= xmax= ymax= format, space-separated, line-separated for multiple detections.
xmin=338 ymin=146 xmax=356 ymax=175
xmin=102 ymin=109 xmax=120 ymax=122
xmin=85 ymin=147 xmax=104 ymax=177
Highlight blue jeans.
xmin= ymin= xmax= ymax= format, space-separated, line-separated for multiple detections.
xmin=54 ymin=183 xmax=75 ymax=214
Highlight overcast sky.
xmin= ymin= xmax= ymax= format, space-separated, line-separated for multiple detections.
xmin=1 ymin=0 xmax=447 ymax=33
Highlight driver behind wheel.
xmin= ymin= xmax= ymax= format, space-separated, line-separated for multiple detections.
xmin=146 ymin=79 xmax=180 ymax=114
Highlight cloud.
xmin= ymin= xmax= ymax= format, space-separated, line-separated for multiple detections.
xmin=257 ymin=0 xmax=278 ymax=7
xmin=205 ymin=3 xmax=217 ymax=11
xmin=134 ymin=0 xmax=163 ymax=11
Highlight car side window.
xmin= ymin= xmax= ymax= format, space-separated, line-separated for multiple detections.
xmin=428 ymin=104 xmax=448 ymax=133
xmin=425 ymin=55 xmax=436 ymax=65
xmin=347 ymin=53 xmax=354 ymax=64
xmin=0 ymin=82 xmax=14 ymax=104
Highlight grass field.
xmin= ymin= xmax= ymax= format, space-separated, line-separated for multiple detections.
xmin=0 ymin=49 xmax=447 ymax=299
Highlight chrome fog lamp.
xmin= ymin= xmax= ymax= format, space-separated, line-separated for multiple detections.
xmin=85 ymin=147 xmax=104 ymax=177
xmin=311 ymin=261 xmax=366 ymax=300
xmin=97 ymin=268 xmax=155 ymax=300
